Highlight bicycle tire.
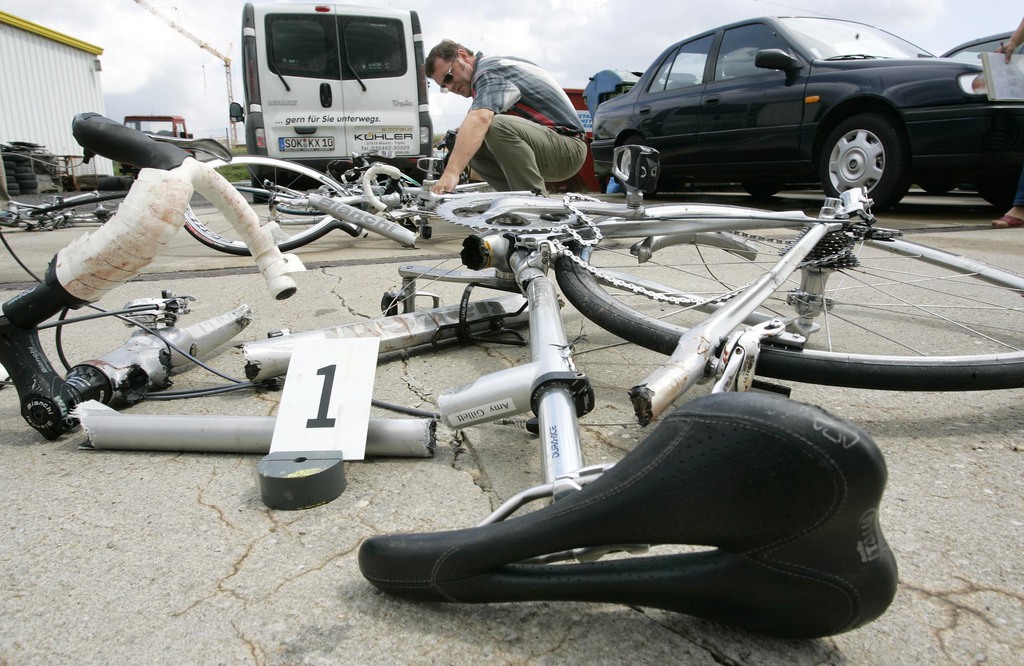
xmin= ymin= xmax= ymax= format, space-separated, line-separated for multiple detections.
xmin=555 ymin=232 xmax=1024 ymax=392
xmin=183 ymin=156 xmax=359 ymax=256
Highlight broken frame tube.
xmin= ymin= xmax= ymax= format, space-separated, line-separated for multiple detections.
xmin=242 ymin=293 xmax=530 ymax=381
xmin=73 ymin=401 xmax=435 ymax=457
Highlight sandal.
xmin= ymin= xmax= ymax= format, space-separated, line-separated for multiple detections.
xmin=992 ymin=214 xmax=1024 ymax=228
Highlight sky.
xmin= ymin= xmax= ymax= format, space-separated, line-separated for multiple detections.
xmin=3 ymin=0 xmax=1019 ymax=141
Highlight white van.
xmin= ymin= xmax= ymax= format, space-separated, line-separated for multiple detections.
xmin=230 ymin=3 xmax=433 ymax=177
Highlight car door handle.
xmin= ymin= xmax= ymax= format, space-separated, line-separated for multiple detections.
xmin=293 ymin=127 xmax=317 ymax=135
xmin=703 ymin=96 xmax=721 ymax=106
xmin=639 ymin=106 xmax=651 ymax=115
xmin=320 ymin=82 xmax=333 ymax=108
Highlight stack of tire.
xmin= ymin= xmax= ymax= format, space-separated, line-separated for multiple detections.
xmin=3 ymin=151 xmax=39 ymax=196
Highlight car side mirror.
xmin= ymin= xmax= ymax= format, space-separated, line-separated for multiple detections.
xmin=755 ymin=49 xmax=802 ymax=73
xmin=229 ymin=102 xmax=244 ymax=123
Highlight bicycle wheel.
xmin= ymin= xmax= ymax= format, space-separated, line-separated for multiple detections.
xmin=183 ymin=156 xmax=361 ymax=256
xmin=555 ymin=226 xmax=1024 ymax=391
xmin=31 ymin=192 xmax=127 ymax=227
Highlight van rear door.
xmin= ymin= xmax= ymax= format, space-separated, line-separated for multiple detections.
xmin=261 ymin=6 xmax=347 ymax=158
xmin=336 ymin=10 xmax=419 ymax=159
xmin=255 ymin=4 xmax=424 ymax=168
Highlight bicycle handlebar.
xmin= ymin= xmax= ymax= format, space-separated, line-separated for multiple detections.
xmin=359 ymin=392 xmax=898 ymax=639
xmin=0 ymin=113 xmax=306 ymax=438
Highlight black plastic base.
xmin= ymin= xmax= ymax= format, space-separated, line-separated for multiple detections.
xmin=257 ymin=450 xmax=346 ymax=510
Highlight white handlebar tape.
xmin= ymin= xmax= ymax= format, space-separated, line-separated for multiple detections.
xmin=53 ymin=160 xmax=304 ymax=304
xmin=362 ymin=163 xmax=405 ymax=212
xmin=53 ymin=168 xmax=192 ymax=302
xmin=186 ymin=159 xmax=304 ymax=299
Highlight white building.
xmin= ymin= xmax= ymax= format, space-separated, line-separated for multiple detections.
xmin=0 ymin=10 xmax=113 ymax=177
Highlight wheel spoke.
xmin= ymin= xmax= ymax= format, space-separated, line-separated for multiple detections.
xmin=557 ymin=223 xmax=1024 ymax=391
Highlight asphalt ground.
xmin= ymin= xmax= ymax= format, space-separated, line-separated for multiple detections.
xmin=0 ymin=187 xmax=1021 ymax=664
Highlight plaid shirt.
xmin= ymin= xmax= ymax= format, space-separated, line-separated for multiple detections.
xmin=470 ymin=52 xmax=585 ymax=137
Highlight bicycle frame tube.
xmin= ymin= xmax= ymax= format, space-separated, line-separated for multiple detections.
xmin=596 ymin=209 xmax=816 ymax=239
xmin=629 ymin=220 xmax=842 ymax=426
xmin=241 ymin=294 xmax=530 ymax=381
xmin=74 ymin=401 xmax=435 ymax=457
xmin=867 ymin=238 xmax=1024 ymax=291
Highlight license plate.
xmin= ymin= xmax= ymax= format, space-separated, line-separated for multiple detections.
xmin=279 ymin=136 xmax=335 ymax=151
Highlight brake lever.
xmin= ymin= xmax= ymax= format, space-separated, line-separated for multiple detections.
xmin=151 ymin=135 xmax=233 ymax=162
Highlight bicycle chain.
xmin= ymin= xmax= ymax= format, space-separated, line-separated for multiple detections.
xmin=438 ymin=195 xmax=858 ymax=306
xmin=730 ymin=227 xmax=857 ymax=269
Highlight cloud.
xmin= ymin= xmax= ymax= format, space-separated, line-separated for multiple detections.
xmin=2 ymin=0 xmax=1017 ymax=140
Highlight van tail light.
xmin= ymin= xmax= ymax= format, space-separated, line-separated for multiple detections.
xmin=255 ymin=128 xmax=266 ymax=149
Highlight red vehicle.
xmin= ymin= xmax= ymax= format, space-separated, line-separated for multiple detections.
xmin=119 ymin=116 xmax=193 ymax=177
xmin=122 ymin=115 xmax=192 ymax=139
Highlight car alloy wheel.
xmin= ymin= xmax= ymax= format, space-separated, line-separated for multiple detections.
xmin=820 ymin=112 xmax=910 ymax=211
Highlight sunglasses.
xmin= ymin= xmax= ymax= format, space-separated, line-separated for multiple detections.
xmin=439 ymin=63 xmax=455 ymax=93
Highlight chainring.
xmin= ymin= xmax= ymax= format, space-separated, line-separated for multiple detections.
xmin=435 ymin=193 xmax=580 ymax=233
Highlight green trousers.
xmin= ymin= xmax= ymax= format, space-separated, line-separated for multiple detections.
xmin=471 ymin=115 xmax=588 ymax=195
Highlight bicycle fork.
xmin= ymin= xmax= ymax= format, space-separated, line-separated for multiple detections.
xmin=436 ymin=244 xmax=595 ymax=500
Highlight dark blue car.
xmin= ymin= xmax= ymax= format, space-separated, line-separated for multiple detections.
xmin=590 ymin=17 xmax=1024 ymax=210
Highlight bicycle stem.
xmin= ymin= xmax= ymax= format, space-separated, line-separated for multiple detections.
xmin=0 ymin=298 xmax=253 ymax=440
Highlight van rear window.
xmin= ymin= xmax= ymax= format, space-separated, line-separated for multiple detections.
xmin=267 ymin=15 xmax=341 ymax=79
xmin=340 ymin=17 xmax=407 ymax=79
xmin=266 ymin=14 xmax=407 ymax=81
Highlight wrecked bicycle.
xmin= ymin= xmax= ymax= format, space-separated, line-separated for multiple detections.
xmin=182 ymin=140 xmax=494 ymax=256
xmin=5 ymin=121 xmax=1020 ymax=638
xmin=0 ymin=117 xmax=901 ymax=638
xmin=1 ymin=190 xmax=125 ymax=231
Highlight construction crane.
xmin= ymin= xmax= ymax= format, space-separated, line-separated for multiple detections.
xmin=132 ymin=0 xmax=238 ymax=147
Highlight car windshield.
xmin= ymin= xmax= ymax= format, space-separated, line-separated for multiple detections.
xmin=778 ymin=17 xmax=932 ymax=60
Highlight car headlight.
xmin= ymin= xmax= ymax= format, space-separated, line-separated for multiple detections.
xmin=958 ymin=72 xmax=987 ymax=95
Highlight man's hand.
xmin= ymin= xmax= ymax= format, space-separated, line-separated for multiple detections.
xmin=431 ymin=172 xmax=461 ymax=195
xmin=996 ymin=42 xmax=1019 ymax=64
xmin=431 ymin=109 xmax=494 ymax=195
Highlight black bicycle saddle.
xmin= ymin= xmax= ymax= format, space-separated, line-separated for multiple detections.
xmin=359 ymin=392 xmax=898 ymax=639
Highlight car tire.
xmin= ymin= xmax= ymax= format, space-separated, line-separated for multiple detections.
xmin=741 ymin=181 xmax=783 ymax=200
xmin=819 ymin=112 xmax=911 ymax=211
xmin=975 ymin=178 xmax=1016 ymax=210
